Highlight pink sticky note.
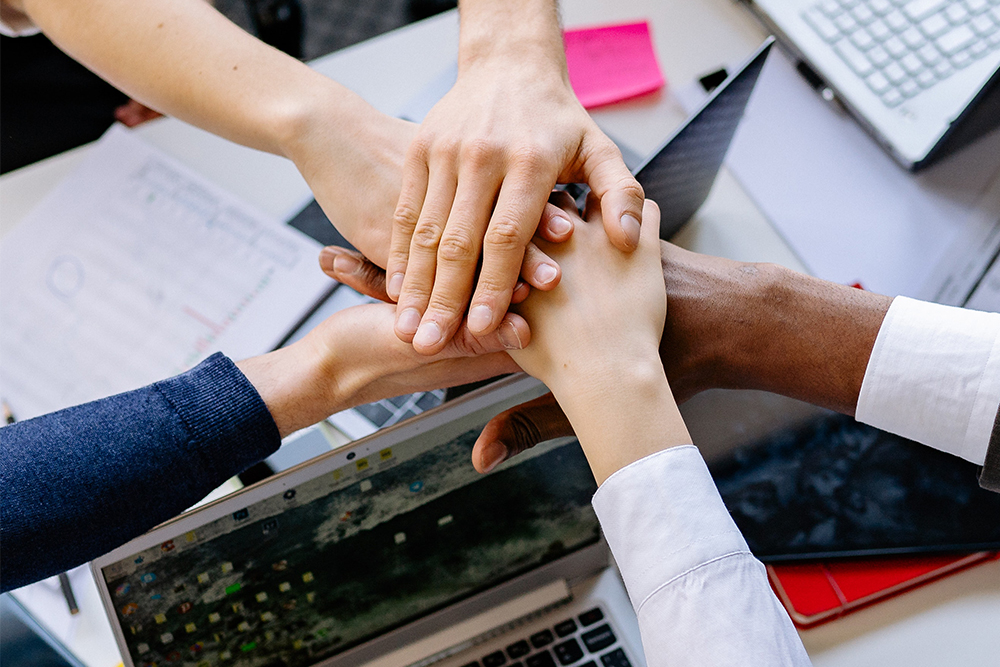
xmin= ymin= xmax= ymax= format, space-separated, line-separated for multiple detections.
xmin=563 ymin=21 xmax=666 ymax=109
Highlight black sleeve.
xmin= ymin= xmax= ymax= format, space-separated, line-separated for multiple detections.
xmin=0 ymin=353 xmax=281 ymax=592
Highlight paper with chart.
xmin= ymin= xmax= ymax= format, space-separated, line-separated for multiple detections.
xmin=0 ymin=125 xmax=332 ymax=420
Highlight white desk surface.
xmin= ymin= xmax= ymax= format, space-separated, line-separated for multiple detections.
xmin=3 ymin=2 xmax=999 ymax=666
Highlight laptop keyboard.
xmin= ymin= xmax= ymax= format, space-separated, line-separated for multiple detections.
xmin=802 ymin=0 xmax=1000 ymax=107
xmin=460 ymin=607 xmax=631 ymax=667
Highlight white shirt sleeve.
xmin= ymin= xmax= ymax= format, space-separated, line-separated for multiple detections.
xmin=592 ymin=445 xmax=810 ymax=667
xmin=856 ymin=296 xmax=1000 ymax=465
xmin=1 ymin=1 xmax=40 ymax=37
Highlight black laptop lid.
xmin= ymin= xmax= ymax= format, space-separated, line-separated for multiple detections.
xmin=635 ymin=38 xmax=774 ymax=239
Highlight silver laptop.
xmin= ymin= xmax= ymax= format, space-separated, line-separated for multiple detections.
xmin=744 ymin=0 xmax=1000 ymax=169
xmin=90 ymin=374 xmax=645 ymax=667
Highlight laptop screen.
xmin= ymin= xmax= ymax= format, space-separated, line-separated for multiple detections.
xmin=98 ymin=422 xmax=598 ymax=667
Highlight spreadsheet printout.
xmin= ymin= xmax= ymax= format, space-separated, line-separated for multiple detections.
xmin=0 ymin=125 xmax=331 ymax=420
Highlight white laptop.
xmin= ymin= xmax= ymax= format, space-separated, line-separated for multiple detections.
xmin=744 ymin=0 xmax=1000 ymax=169
xmin=90 ymin=374 xmax=645 ymax=667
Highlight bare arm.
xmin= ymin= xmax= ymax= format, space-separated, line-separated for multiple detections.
xmin=10 ymin=0 xmax=416 ymax=261
xmin=317 ymin=235 xmax=891 ymax=468
xmin=237 ymin=300 xmax=526 ymax=438
xmin=657 ymin=244 xmax=891 ymax=414
xmin=386 ymin=0 xmax=644 ymax=355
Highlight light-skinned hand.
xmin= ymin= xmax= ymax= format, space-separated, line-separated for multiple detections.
xmin=386 ymin=39 xmax=644 ymax=356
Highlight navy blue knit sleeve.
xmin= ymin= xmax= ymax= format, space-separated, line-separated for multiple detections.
xmin=0 ymin=353 xmax=281 ymax=592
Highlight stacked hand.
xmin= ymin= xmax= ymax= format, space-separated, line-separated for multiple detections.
xmin=385 ymin=63 xmax=645 ymax=356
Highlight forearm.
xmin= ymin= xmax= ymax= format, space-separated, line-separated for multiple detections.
xmin=661 ymin=245 xmax=892 ymax=414
xmin=549 ymin=355 xmax=691 ymax=485
xmin=240 ymin=303 xmax=521 ymax=438
xmin=457 ymin=0 xmax=566 ymax=76
xmin=17 ymin=0 xmax=372 ymax=158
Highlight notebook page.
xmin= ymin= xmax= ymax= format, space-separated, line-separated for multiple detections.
xmin=0 ymin=125 xmax=331 ymax=420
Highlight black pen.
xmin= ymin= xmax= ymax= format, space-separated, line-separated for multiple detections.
xmin=58 ymin=573 xmax=80 ymax=615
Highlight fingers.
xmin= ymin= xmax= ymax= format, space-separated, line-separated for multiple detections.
xmin=393 ymin=164 xmax=460 ymax=346
xmin=471 ymin=393 xmax=575 ymax=473
xmin=580 ymin=137 xmax=645 ymax=251
xmin=386 ymin=140 xmax=431 ymax=301
xmin=465 ymin=162 xmax=556 ymax=340
xmin=638 ymin=199 xmax=662 ymax=247
xmin=319 ymin=246 xmax=391 ymax=303
xmin=520 ymin=242 xmax=561 ymax=291
xmin=407 ymin=163 xmax=505 ymax=355
xmin=447 ymin=311 xmax=530 ymax=357
xmin=534 ymin=200 xmax=576 ymax=243
xmin=511 ymin=280 xmax=530 ymax=304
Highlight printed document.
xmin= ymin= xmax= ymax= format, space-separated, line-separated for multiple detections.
xmin=0 ymin=126 xmax=332 ymax=420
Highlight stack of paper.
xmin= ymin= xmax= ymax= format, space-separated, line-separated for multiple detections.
xmin=0 ymin=126 xmax=332 ymax=420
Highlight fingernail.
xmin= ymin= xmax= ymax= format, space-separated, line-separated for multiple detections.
xmin=332 ymin=253 xmax=361 ymax=275
xmin=318 ymin=247 xmax=337 ymax=272
xmin=481 ymin=441 xmax=508 ymax=473
xmin=413 ymin=321 xmax=443 ymax=348
xmin=387 ymin=272 xmax=404 ymax=299
xmin=533 ymin=263 xmax=558 ymax=286
xmin=499 ymin=321 xmax=524 ymax=350
xmin=549 ymin=214 xmax=572 ymax=236
xmin=621 ymin=214 xmax=641 ymax=248
xmin=396 ymin=308 xmax=421 ymax=335
xmin=468 ymin=304 xmax=493 ymax=333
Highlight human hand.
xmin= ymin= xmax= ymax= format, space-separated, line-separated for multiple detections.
xmin=318 ymin=198 xmax=576 ymax=304
xmin=472 ymin=242 xmax=893 ymax=472
xmin=284 ymin=109 xmax=418 ymax=268
xmin=237 ymin=299 xmax=526 ymax=438
xmin=386 ymin=56 xmax=644 ymax=356
xmin=494 ymin=196 xmax=675 ymax=482
xmin=503 ymin=195 xmax=664 ymax=391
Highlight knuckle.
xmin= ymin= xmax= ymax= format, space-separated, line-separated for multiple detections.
xmin=411 ymin=222 xmax=443 ymax=253
xmin=485 ymin=217 xmax=525 ymax=251
xmin=505 ymin=411 xmax=544 ymax=456
xmin=407 ymin=136 xmax=432 ymax=162
xmin=618 ymin=177 xmax=645 ymax=202
xmin=462 ymin=138 xmax=500 ymax=168
xmin=393 ymin=203 xmax=421 ymax=229
xmin=511 ymin=144 xmax=552 ymax=174
xmin=437 ymin=232 xmax=478 ymax=264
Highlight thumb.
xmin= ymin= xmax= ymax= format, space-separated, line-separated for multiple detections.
xmin=579 ymin=136 xmax=645 ymax=252
xmin=472 ymin=393 xmax=575 ymax=473
xmin=319 ymin=246 xmax=392 ymax=303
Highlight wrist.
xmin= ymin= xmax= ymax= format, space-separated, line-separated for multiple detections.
xmin=237 ymin=338 xmax=343 ymax=439
xmin=710 ymin=261 xmax=891 ymax=413
xmin=547 ymin=345 xmax=665 ymax=416
xmin=274 ymin=79 xmax=372 ymax=163
xmin=457 ymin=1 xmax=567 ymax=81
xmin=552 ymin=359 xmax=691 ymax=484
xmin=658 ymin=245 xmax=790 ymax=401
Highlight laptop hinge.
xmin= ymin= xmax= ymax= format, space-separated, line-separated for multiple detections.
xmin=365 ymin=580 xmax=572 ymax=667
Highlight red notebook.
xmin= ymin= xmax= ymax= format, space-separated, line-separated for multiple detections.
xmin=767 ymin=552 xmax=999 ymax=628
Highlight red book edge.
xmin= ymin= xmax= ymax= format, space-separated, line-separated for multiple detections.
xmin=767 ymin=552 xmax=999 ymax=629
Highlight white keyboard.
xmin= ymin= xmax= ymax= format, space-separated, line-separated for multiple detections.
xmin=803 ymin=0 xmax=1000 ymax=107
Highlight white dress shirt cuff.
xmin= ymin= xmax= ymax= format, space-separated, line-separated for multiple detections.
xmin=856 ymin=296 xmax=1000 ymax=465
xmin=591 ymin=445 xmax=750 ymax=612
